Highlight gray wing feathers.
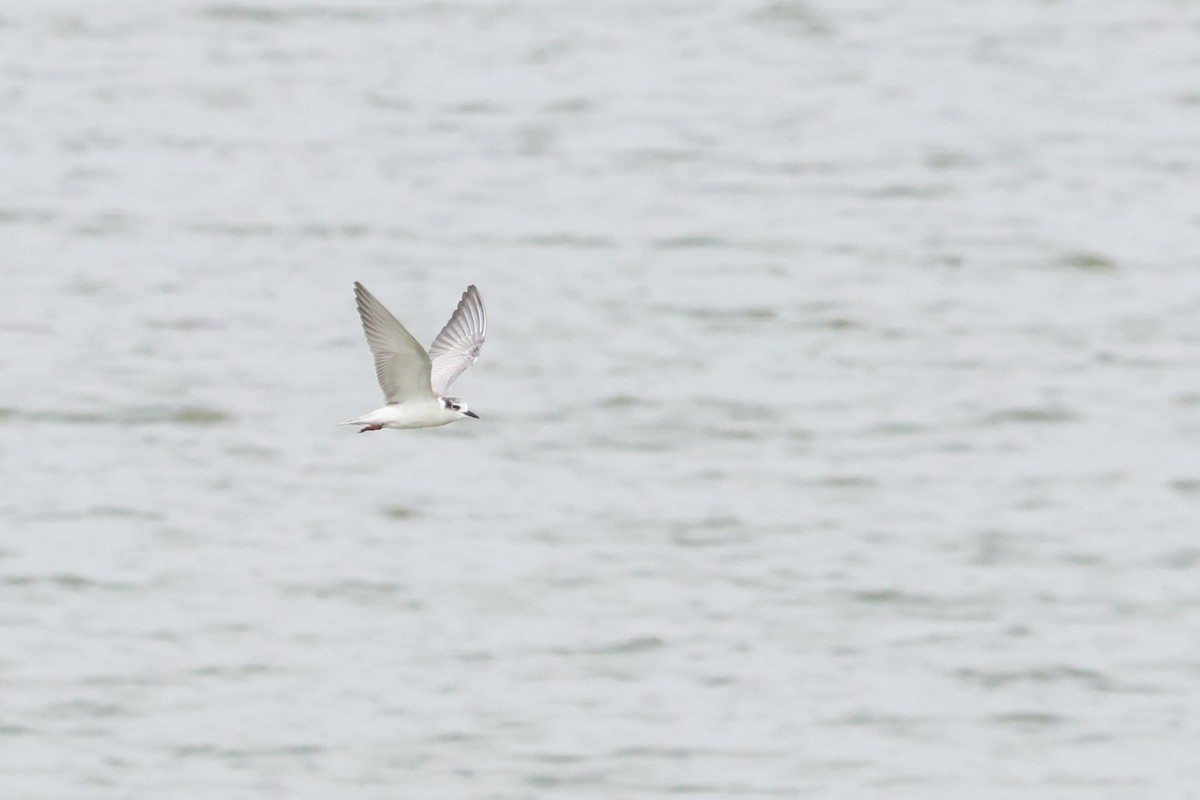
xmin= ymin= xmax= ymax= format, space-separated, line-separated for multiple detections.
xmin=428 ymin=285 xmax=486 ymax=395
xmin=354 ymin=282 xmax=433 ymax=403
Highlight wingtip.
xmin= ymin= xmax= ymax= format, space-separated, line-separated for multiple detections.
xmin=354 ymin=282 xmax=376 ymax=310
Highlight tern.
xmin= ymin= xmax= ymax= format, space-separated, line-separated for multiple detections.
xmin=344 ymin=282 xmax=486 ymax=432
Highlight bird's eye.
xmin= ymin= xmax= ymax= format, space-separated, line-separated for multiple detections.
xmin=451 ymin=404 xmax=460 ymax=411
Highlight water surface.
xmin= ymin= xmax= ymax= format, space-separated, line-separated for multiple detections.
xmin=2 ymin=1 xmax=1199 ymax=797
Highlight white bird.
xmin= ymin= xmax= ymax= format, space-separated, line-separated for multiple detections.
xmin=343 ymin=282 xmax=486 ymax=432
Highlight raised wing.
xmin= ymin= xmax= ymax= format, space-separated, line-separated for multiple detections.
xmin=354 ymin=282 xmax=434 ymax=403
xmin=428 ymin=285 xmax=486 ymax=396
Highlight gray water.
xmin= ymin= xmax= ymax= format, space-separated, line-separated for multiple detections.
xmin=3 ymin=1 xmax=1200 ymax=797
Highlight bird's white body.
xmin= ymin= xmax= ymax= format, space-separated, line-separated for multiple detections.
xmin=343 ymin=282 xmax=487 ymax=432
xmin=344 ymin=398 xmax=460 ymax=430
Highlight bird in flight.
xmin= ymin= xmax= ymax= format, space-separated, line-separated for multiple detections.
xmin=344 ymin=282 xmax=486 ymax=432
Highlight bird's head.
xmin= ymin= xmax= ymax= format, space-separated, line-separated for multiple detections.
xmin=442 ymin=397 xmax=479 ymax=420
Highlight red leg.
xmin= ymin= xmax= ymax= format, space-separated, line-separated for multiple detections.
xmin=359 ymin=424 xmax=384 ymax=433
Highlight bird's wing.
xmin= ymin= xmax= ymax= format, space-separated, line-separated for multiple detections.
xmin=428 ymin=285 xmax=486 ymax=396
xmin=354 ymin=282 xmax=434 ymax=403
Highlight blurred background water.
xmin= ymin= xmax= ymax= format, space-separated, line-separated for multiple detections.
xmin=2 ymin=1 xmax=1200 ymax=797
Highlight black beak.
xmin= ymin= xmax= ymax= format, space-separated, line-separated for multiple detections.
xmin=464 ymin=410 xmax=480 ymax=419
